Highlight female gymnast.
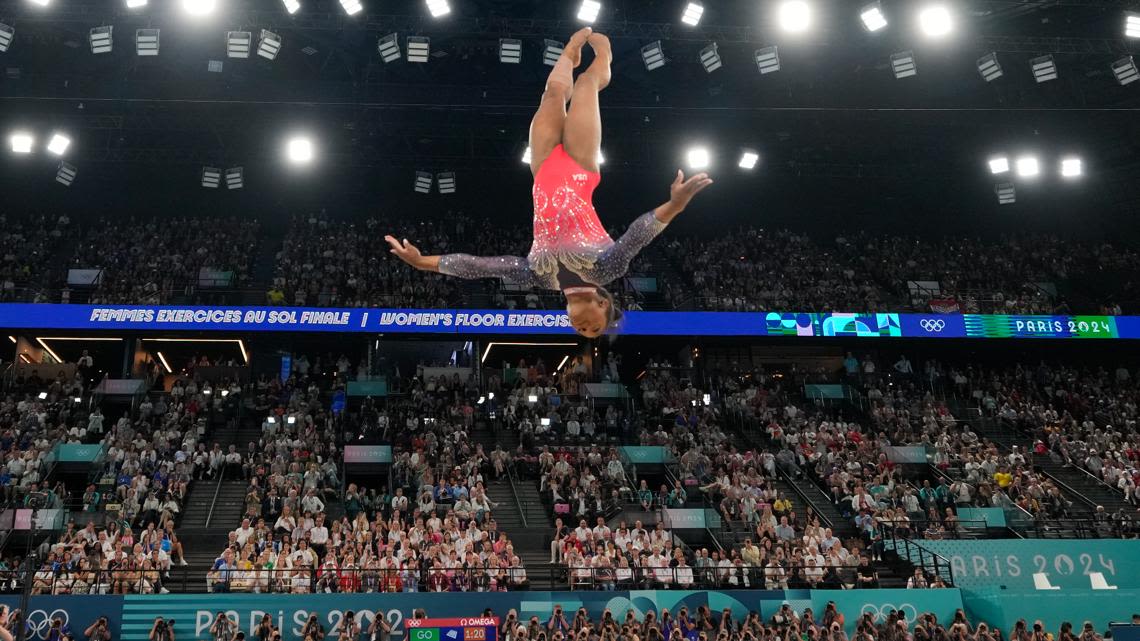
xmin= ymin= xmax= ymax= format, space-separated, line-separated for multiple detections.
xmin=386 ymin=28 xmax=713 ymax=338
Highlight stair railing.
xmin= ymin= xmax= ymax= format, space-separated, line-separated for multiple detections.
xmin=506 ymin=459 xmax=529 ymax=529
xmin=204 ymin=464 xmax=227 ymax=528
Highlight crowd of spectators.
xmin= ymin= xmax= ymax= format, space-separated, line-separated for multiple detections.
xmin=0 ymin=214 xmax=71 ymax=303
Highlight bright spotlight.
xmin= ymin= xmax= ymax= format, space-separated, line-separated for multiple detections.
xmin=426 ymin=0 xmax=450 ymax=17
xmin=183 ymin=0 xmax=216 ymax=16
xmin=918 ymin=5 xmax=952 ymax=38
xmin=681 ymin=2 xmax=704 ymax=26
xmin=861 ymin=2 xmax=888 ymax=32
xmin=1126 ymin=13 xmax=1140 ymax=38
xmin=47 ymin=133 xmax=71 ymax=156
xmin=339 ymin=0 xmax=362 ymax=15
xmin=126 ymin=0 xmax=147 ymax=7
xmin=28 ymin=0 xmax=50 ymax=6
xmin=738 ymin=151 xmax=759 ymax=170
xmin=1061 ymin=157 xmax=1083 ymax=178
xmin=1015 ymin=156 xmax=1039 ymax=177
xmin=778 ymin=1 xmax=811 ymax=33
xmin=10 ymin=132 xmax=33 ymax=154
xmin=988 ymin=157 xmax=1009 ymax=174
xmin=578 ymin=0 xmax=601 ymax=23
xmin=287 ymin=137 xmax=313 ymax=164
xmin=282 ymin=0 xmax=300 ymax=13
xmin=687 ymin=147 xmax=711 ymax=169
xmin=521 ymin=146 xmax=532 ymax=164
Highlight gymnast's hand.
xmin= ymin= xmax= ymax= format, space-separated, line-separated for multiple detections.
xmin=385 ymin=235 xmax=440 ymax=272
xmin=655 ymin=170 xmax=714 ymax=224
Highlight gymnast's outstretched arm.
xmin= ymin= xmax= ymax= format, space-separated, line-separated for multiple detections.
xmin=384 ymin=235 xmax=542 ymax=287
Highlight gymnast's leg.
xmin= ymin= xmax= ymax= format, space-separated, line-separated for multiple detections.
xmin=562 ymin=32 xmax=611 ymax=174
xmin=529 ymin=27 xmax=593 ymax=177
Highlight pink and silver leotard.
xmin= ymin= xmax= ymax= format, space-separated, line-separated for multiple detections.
xmin=438 ymin=144 xmax=667 ymax=290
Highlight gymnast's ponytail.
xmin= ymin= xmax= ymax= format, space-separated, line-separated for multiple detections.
xmin=596 ymin=286 xmax=624 ymax=333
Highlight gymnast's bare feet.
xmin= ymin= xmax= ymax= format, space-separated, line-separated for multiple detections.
xmin=585 ymin=32 xmax=612 ymax=89
xmin=565 ymin=27 xmax=593 ymax=67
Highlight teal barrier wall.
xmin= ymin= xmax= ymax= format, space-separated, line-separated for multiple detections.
xmin=962 ymin=587 xmax=1140 ymax=634
xmin=621 ymin=446 xmax=675 ymax=464
xmin=54 ymin=443 xmax=103 ymax=463
xmin=887 ymin=539 xmax=1140 ymax=589
xmin=956 ymin=508 xmax=1007 ymax=528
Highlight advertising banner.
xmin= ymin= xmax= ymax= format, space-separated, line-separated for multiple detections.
xmin=343 ymin=445 xmax=393 ymax=464
xmin=620 ymin=446 xmax=675 ymax=465
xmin=54 ymin=443 xmax=103 ymax=463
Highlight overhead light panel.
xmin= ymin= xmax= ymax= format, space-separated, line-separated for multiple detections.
xmin=10 ymin=132 xmax=33 ymax=154
xmin=918 ymin=5 xmax=952 ymax=38
xmin=126 ymin=0 xmax=147 ymax=7
xmin=1127 ymin=12 xmax=1140 ymax=38
xmin=226 ymin=31 xmax=252 ymax=58
xmin=699 ymin=43 xmax=722 ymax=73
xmin=681 ymin=2 xmax=704 ymax=26
xmin=0 ymin=23 xmax=12 ymax=52
xmin=778 ymin=1 xmax=811 ymax=33
xmin=988 ymin=157 xmax=1009 ymax=175
xmin=1030 ymin=55 xmax=1057 ymax=83
xmin=995 ymin=183 xmax=1015 ymax=205
xmin=287 ymin=137 xmax=313 ymax=164
xmin=977 ymin=52 xmax=1002 ymax=82
xmin=521 ymin=146 xmax=532 ymax=164
xmin=578 ymin=0 xmax=601 ymax=23
xmin=282 ymin=0 xmax=300 ymax=14
xmin=437 ymin=172 xmax=456 ymax=194
xmin=90 ymin=26 xmax=113 ymax=54
xmin=407 ymin=36 xmax=430 ymax=62
xmin=202 ymin=166 xmax=221 ymax=188
xmin=1112 ymin=56 xmax=1139 ymax=85
xmin=426 ymin=0 xmax=450 ymax=17
xmin=414 ymin=171 xmax=433 ymax=194
xmin=500 ymin=38 xmax=522 ymax=63
xmin=136 ymin=29 xmax=160 ymax=56
xmin=378 ymin=33 xmax=400 ymax=62
xmin=46 ymin=133 xmax=70 ymax=155
xmin=755 ymin=46 xmax=780 ymax=74
xmin=225 ymin=166 xmax=244 ymax=189
xmin=1061 ymin=157 xmax=1082 ymax=178
xmin=257 ymin=30 xmax=282 ymax=60
xmin=28 ymin=0 xmax=49 ymax=6
xmin=687 ymin=147 xmax=710 ymax=170
xmin=891 ymin=50 xmax=916 ymax=78
xmin=641 ymin=40 xmax=665 ymax=71
xmin=339 ymin=0 xmax=362 ymax=15
xmin=55 ymin=162 xmax=77 ymax=186
xmin=208 ymin=59 xmax=224 ymax=72
xmin=183 ymin=0 xmax=216 ymax=16
xmin=738 ymin=151 xmax=759 ymax=170
xmin=860 ymin=2 xmax=887 ymax=31
xmin=543 ymin=39 xmax=564 ymax=66
xmin=1015 ymin=156 xmax=1039 ymax=177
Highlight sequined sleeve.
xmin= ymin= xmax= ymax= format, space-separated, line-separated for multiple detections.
xmin=437 ymin=254 xmax=543 ymax=288
xmin=592 ymin=211 xmax=668 ymax=284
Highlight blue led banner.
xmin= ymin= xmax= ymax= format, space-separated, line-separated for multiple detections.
xmin=0 ymin=304 xmax=1137 ymax=339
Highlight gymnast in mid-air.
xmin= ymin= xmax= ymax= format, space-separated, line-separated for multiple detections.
xmin=386 ymin=28 xmax=713 ymax=338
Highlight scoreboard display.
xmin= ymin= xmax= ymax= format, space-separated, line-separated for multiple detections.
xmin=405 ymin=617 xmax=499 ymax=641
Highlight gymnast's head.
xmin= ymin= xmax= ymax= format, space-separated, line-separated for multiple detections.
xmin=567 ymin=286 xmax=623 ymax=338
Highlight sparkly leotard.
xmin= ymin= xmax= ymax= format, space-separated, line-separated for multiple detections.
xmin=438 ymin=144 xmax=666 ymax=290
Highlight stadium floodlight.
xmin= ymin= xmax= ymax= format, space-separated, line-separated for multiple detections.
xmin=988 ymin=156 xmax=1009 ymax=174
xmin=414 ymin=171 xmax=433 ymax=193
xmin=521 ymin=146 xmax=532 ymax=164
xmin=860 ymin=2 xmax=887 ymax=32
xmin=687 ymin=147 xmax=711 ymax=169
xmin=207 ymin=60 xmax=224 ymax=72
xmin=339 ymin=0 xmax=362 ymax=15
xmin=1127 ymin=13 xmax=1140 ymax=38
xmin=755 ymin=46 xmax=780 ymax=74
xmin=578 ymin=0 xmax=601 ymax=23
xmin=183 ymin=0 xmax=216 ymax=16
xmin=1112 ymin=56 xmax=1139 ymax=85
xmin=90 ymin=26 xmax=113 ymax=54
xmin=543 ymin=39 xmax=564 ymax=66
xmin=38 ymin=392 xmax=47 ymax=400
xmin=126 ymin=0 xmax=147 ymax=7
xmin=919 ymin=5 xmax=952 ymax=38
xmin=500 ymin=38 xmax=522 ymax=64
xmin=891 ymin=50 xmax=917 ymax=78
xmin=528 ymin=394 xmax=538 ymax=403
xmin=1061 ymin=157 xmax=1082 ymax=178
xmin=202 ymin=166 xmax=221 ymax=188
xmin=1031 ymin=55 xmax=1057 ymax=83
xmin=597 ymin=150 xmax=606 ymax=165
xmin=257 ymin=30 xmax=282 ymax=60
xmin=977 ymin=52 xmax=1002 ymax=82
xmin=46 ymin=133 xmax=70 ymax=155
xmin=136 ymin=29 xmax=159 ymax=56
xmin=282 ymin=0 xmax=300 ymax=14
xmin=377 ymin=33 xmax=401 ymax=62
xmin=995 ymin=182 xmax=1015 ymax=205
xmin=226 ymin=31 xmax=252 ymax=58
xmin=681 ymin=2 xmax=704 ymax=26
xmin=0 ymin=23 xmax=12 ymax=52
xmin=28 ymin=0 xmax=49 ymax=6
xmin=10 ymin=132 xmax=33 ymax=153
xmin=699 ymin=43 xmax=722 ymax=73
xmin=407 ymin=36 xmax=430 ymax=62
xmin=641 ymin=41 xmax=665 ymax=70
xmin=426 ymin=0 xmax=450 ymax=18
xmin=225 ymin=166 xmax=244 ymax=189
xmin=1015 ymin=156 xmax=1039 ymax=177
xmin=739 ymin=151 xmax=759 ymax=170
xmin=287 ymin=137 xmax=313 ymax=163
xmin=55 ymin=161 xmax=77 ymax=186
xmin=778 ymin=1 xmax=811 ymax=33
xmin=437 ymin=172 xmax=456 ymax=194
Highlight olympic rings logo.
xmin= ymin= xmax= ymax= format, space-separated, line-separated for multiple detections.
xmin=860 ymin=604 xmax=918 ymax=623
xmin=920 ymin=319 xmax=946 ymax=332
xmin=25 ymin=609 xmax=69 ymax=640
